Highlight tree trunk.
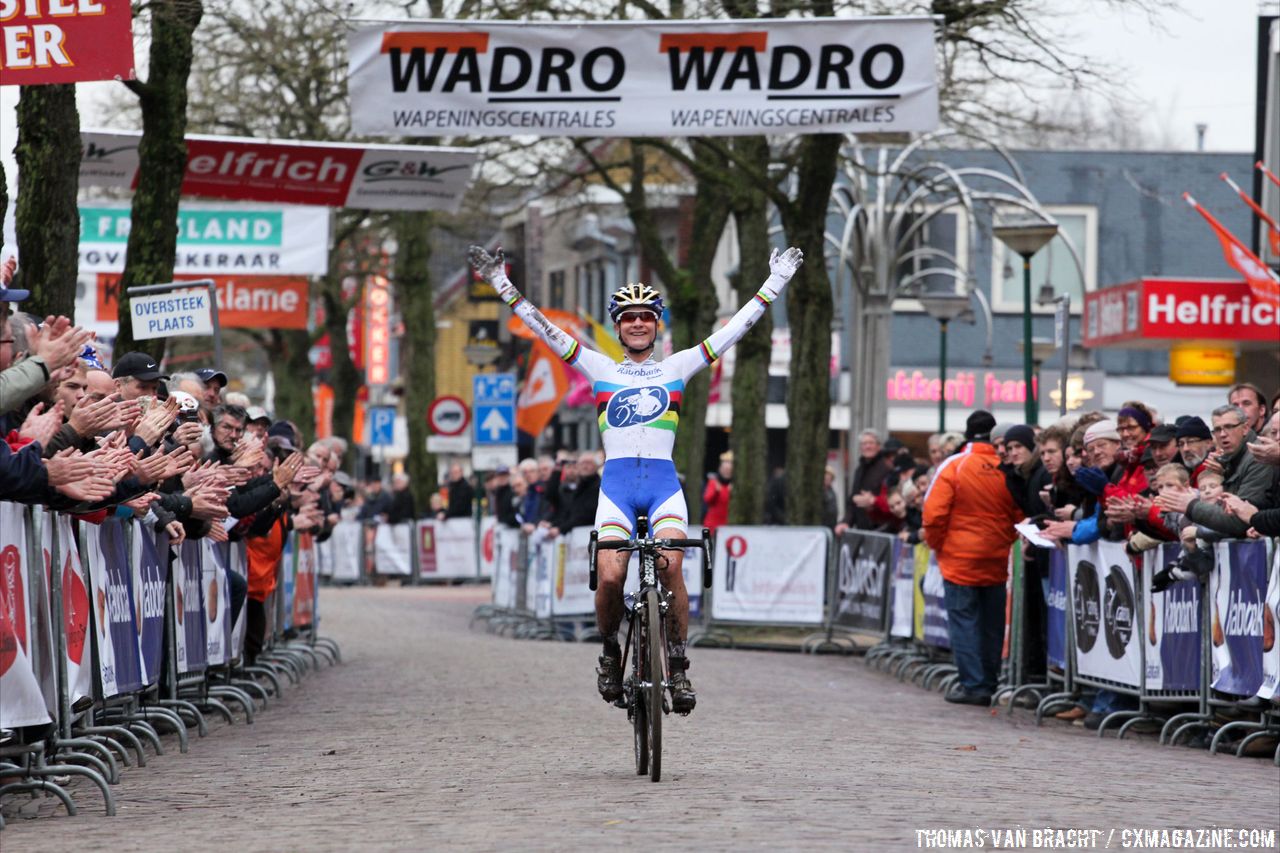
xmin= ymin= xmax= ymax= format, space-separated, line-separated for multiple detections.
xmin=779 ymin=133 xmax=840 ymax=525
xmin=669 ymin=150 xmax=730 ymax=524
xmin=115 ymin=0 xmax=204 ymax=359
xmin=393 ymin=211 xmax=438 ymax=511
xmin=726 ymin=135 xmax=772 ymax=525
xmin=14 ymin=84 xmax=80 ymax=319
xmin=268 ymin=328 xmax=316 ymax=438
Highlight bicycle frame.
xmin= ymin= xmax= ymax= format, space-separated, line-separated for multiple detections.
xmin=589 ymin=515 xmax=712 ymax=782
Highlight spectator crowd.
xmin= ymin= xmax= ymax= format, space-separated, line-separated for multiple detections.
xmin=1 ymin=274 xmax=355 ymax=665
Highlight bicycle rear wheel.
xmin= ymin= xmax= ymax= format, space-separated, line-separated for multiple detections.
xmin=632 ymin=616 xmax=648 ymax=776
xmin=644 ymin=586 xmax=664 ymax=783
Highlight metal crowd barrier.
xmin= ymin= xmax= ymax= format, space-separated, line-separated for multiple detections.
xmin=0 ymin=502 xmax=343 ymax=825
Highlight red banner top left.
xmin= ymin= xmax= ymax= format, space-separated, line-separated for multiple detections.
xmin=0 ymin=0 xmax=136 ymax=86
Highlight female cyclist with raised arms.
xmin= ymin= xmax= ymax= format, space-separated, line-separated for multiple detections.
xmin=468 ymin=244 xmax=804 ymax=713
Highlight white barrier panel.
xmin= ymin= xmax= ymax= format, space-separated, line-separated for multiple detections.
xmin=328 ymin=521 xmax=363 ymax=582
xmin=49 ymin=514 xmax=93 ymax=705
xmin=918 ymin=548 xmax=949 ymax=649
xmin=1211 ymin=539 xmax=1268 ymax=696
xmin=376 ymin=522 xmax=414 ymax=576
xmin=889 ymin=542 xmax=916 ymax=640
xmin=710 ymin=526 xmax=827 ymax=625
xmin=418 ymin=519 xmax=478 ymax=579
xmin=203 ymin=539 xmax=233 ymax=666
xmin=1260 ymin=545 xmax=1279 ymax=700
xmin=552 ymin=528 xmax=595 ymax=617
xmin=527 ymin=535 xmax=554 ymax=618
xmin=1068 ymin=540 xmax=1140 ymax=689
xmin=478 ymin=516 xmax=497 ymax=579
xmin=491 ymin=527 xmax=522 ymax=610
xmin=32 ymin=509 xmax=60 ymax=718
xmin=0 ymin=503 xmax=51 ymax=728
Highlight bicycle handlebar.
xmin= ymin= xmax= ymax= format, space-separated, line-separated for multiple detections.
xmin=595 ymin=538 xmax=705 ymax=551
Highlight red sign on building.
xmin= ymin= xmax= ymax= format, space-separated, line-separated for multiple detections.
xmin=1 ymin=1 xmax=135 ymax=86
xmin=1083 ymin=278 xmax=1280 ymax=348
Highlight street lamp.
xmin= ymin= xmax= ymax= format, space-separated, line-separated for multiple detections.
xmin=1036 ymin=285 xmax=1071 ymax=417
xmin=1017 ymin=337 xmax=1058 ymax=423
xmin=918 ymin=291 xmax=973 ymax=433
xmin=994 ymin=219 xmax=1059 ymax=424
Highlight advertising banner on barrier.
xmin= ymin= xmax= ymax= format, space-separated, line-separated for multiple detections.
xmin=328 ymin=521 xmax=363 ymax=582
xmin=710 ymin=527 xmax=826 ymax=625
xmin=478 ymin=516 xmax=497 ymax=579
xmin=132 ymin=526 xmax=167 ymax=686
xmin=0 ymin=504 xmax=51 ymax=728
xmin=1143 ymin=544 xmax=1201 ymax=693
xmin=833 ymin=530 xmax=894 ymax=633
xmin=529 ymin=536 xmax=553 ymax=618
xmin=376 ymin=522 xmax=414 ymax=576
xmin=554 ymin=528 xmax=595 ymax=617
xmin=49 ymin=514 xmax=93 ymax=705
xmin=349 ymin=18 xmax=939 ymax=138
xmin=491 ymin=527 xmax=522 ymax=610
xmin=1259 ymin=545 xmax=1279 ymax=700
xmin=293 ymin=533 xmax=317 ymax=629
xmin=281 ymin=535 xmax=296 ymax=632
xmin=0 ymin=1 xmax=135 ymax=87
xmin=1046 ymin=548 xmax=1069 ymax=671
xmin=919 ymin=547 xmax=949 ymax=649
xmin=203 ymin=540 xmax=233 ymax=667
xmin=84 ymin=519 xmax=143 ymax=697
xmin=889 ymin=542 xmax=916 ymax=639
xmin=78 ymin=129 xmax=479 ymax=212
xmin=418 ymin=519 xmax=478 ymax=579
xmin=1211 ymin=540 xmax=1268 ymax=696
xmin=229 ymin=541 xmax=248 ymax=660
xmin=1069 ymin=541 xmax=1141 ymax=688
xmin=173 ymin=540 xmax=209 ymax=675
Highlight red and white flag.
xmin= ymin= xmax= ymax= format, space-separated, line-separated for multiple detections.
xmin=1220 ymin=173 xmax=1280 ymax=256
xmin=1184 ymin=193 xmax=1280 ymax=307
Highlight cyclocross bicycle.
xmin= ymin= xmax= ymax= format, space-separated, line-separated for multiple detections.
xmin=589 ymin=515 xmax=711 ymax=783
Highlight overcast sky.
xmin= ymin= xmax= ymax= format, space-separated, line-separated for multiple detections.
xmin=0 ymin=2 xmax=1273 ymax=196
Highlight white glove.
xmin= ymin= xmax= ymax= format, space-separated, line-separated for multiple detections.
xmin=467 ymin=245 xmax=517 ymax=302
xmin=761 ymin=246 xmax=804 ymax=300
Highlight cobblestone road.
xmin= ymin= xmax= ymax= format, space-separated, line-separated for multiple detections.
xmin=8 ymin=585 xmax=1279 ymax=851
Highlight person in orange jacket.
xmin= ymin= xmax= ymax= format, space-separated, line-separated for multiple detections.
xmin=702 ymin=451 xmax=733 ymax=534
xmin=922 ymin=410 xmax=1025 ymax=705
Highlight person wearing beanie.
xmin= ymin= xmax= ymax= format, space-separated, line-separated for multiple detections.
xmin=1175 ymin=416 xmax=1214 ymax=483
xmin=923 ymin=409 xmax=1025 ymax=705
xmin=999 ymin=423 xmax=1052 ymax=683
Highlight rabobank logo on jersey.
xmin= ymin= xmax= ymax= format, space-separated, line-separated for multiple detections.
xmin=606 ymin=385 xmax=670 ymax=428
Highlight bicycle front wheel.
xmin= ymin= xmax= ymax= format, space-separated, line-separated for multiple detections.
xmin=632 ymin=615 xmax=648 ymax=776
xmin=644 ymin=586 xmax=664 ymax=783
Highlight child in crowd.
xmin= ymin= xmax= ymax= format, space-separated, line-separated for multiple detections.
xmin=1127 ymin=463 xmax=1189 ymax=554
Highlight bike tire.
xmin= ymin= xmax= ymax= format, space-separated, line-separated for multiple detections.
xmin=644 ymin=586 xmax=664 ymax=783
xmin=632 ymin=618 xmax=648 ymax=776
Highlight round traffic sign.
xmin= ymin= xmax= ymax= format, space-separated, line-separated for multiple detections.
xmin=428 ymin=396 xmax=470 ymax=436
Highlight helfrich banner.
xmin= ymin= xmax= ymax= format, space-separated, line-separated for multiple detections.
xmin=709 ymin=526 xmax=828 ymax=625
xmin=348 ymin=18 xmax=939 ymax=138
xmin=79 ymin=129 xmax=479 ymax=212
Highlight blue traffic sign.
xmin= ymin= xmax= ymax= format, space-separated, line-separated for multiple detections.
xmin=369 ymin=406 xmax=396 ymax=447
xmin=473 ymin=374 xmax=516 ymax=446
xmin=473 ymin=373 xmax=516 ymax=405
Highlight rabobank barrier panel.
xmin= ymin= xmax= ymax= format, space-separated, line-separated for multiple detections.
xmin=1143 ymin=544 xmax=1201 ymax=693
xmin=710 ymin=526 xmax=827 ymax=625
xmin=1211 ymin=539 xmax=1268 ymax=696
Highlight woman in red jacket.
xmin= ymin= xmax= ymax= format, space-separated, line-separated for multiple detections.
xmin=702 ymin=451 xmax=733 ymax=534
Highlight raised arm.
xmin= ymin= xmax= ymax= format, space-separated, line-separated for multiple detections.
xmin=468 ymin=246 xmax=611 ymax=377
xmin=668 ymin=247 xmax=803 ymax=381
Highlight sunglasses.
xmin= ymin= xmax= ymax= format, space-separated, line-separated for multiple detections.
xmin=617 ymin=311 xmax=657 ymax=324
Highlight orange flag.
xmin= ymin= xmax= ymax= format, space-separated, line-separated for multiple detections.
xmin=516 ymin=340 xmax=570 ymax=438
xmin=1184 ymin=193 xmax=1280 ymax=306
xmin=1220 ymin=173 xmax=1280 ymax=256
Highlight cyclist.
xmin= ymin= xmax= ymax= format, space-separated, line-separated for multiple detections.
xmin=469 ymin=244 xmax=804 ymax=713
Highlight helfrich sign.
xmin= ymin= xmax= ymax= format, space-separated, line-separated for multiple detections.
xmin=1083 ymin=277 xmax=1280 ymax=348
xmin=79 ymin=129 xmax=479 ymax=212
xmin=348 ymin=18 xmax=939 ymax=137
